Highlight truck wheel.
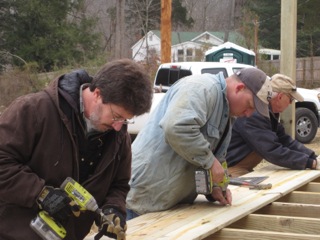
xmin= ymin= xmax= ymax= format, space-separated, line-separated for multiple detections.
xmin=295 ymin=107 xmax=318 ymax=143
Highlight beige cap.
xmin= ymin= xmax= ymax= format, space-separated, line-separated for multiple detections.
xmin=235 ymin=68 xmax=272 ymax=118
xmin=271 ymin=74 xmax=303 ymax=102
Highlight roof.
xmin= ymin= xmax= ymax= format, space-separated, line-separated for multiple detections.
xmin=205 ymin=41 xmax=255 ymax=56
xmin=259 ymin=48 xmax=281 ymax=55
xmin=151 ymin=30 xmax=245 ymax=46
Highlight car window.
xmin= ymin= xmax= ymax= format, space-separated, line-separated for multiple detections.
xmin=232 ymin=67 xmax=244 ymax=74
xmin=201 ymin=68 xmax=228 ymax=78
xmin=155 ymin=68 xmax=192 ymax=86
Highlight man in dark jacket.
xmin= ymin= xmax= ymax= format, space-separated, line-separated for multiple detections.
xmin=0 ymin=59 xmax=153 ymax=240
xmin=226 ymin=74 xmax=319 ymax=177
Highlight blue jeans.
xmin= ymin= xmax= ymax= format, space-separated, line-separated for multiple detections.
xmin=126 ymin=208 xmax=140 ymax=220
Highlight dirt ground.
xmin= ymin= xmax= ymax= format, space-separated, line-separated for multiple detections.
xmin=255 ymin=129 xmax=320 ymax=169
xmin=304 ymin=129 xmax=320 ymax=155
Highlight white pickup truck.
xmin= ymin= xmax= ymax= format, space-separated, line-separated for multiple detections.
xmin=128 ymin=62 xmax=252 ymax=138
xmin=128 ymin=62 xmax=320 ymax=143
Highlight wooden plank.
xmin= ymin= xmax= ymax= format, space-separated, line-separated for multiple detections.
xmin=297 ymin=182 xmax=320 ymax=192
xmin=123 ymin=168 xmax=320 ymax=240
xmin=229 ymin=213 xmax=320 ymax=234
xmin=85 ymin=167 xmax=320 ymax=240
xmin=206 ymin=228 xmax=320 ymax=240
xmin=255 ymin=202 xmax=320 ymax=218
xmin=276 ymin=191 xmax=320 ymax=204
xmin=310 ymin=176 xmax=320 ymax=182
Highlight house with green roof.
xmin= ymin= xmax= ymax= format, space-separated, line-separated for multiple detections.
xmin=131 ymin=30 xmax=245 ymax=62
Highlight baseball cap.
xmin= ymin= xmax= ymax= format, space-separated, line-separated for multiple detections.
xmin=270 ymin=74 xmax=303 ymax=102
xmin=235 ymin=68 xmax=272 ymax=118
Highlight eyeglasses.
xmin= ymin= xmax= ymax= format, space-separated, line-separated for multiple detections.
xmin=109 ymin=105 xmax=135 ymax=124
xmin=285 ymin=93 xmax=295 ymax=103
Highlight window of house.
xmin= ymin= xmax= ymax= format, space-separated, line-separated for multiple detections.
xmin=178 ymin=49 xmax=184 ymax=61
xmin=186 ymin=48 xmax=193 ymax=61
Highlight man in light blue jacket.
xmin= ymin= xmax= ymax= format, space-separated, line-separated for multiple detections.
xmin=126 ymin=68 xmax=272 ymax=219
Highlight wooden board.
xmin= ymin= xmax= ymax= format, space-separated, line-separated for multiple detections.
xmin=84 ymin=166 xmax=320 ymax=240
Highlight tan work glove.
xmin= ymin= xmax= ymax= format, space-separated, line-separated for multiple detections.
xmin=95 ymin=208 xmax=127 ymax=240
xmin=315 ymin=156 xmax=320 ymax=170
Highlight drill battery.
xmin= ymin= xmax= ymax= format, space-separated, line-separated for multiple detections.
xmin=30 ymin=211 xmax=66 ymax=240
xmin=195 ymin=161 xmax=230 ymax=196
xmin=195 ymin=168 xmax=213 ymax=195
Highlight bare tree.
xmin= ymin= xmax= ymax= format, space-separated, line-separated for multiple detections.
xmin=84 ymin=0 xmax=118 ymax=59
xmin=115 ymin=0 xmax=125 ymax=58
xmin=181 ymin=0 xmax=244 ymax=33
xmin=126 ymin=0 xmax=161 ymax=62
xmin=83 ymin=0 xmax=247 ymax=60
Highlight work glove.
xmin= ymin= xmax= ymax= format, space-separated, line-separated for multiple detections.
xmin=95 ymin=207 xmax=127 ymax=240
xmin=316 ymin=156 xmax=320 ymax=170
xmin=37 ymin=186 xmax=81 ymax=223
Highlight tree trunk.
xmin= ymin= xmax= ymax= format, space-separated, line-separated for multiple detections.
xmin=115 ymin=0 xmax=125 ymax=58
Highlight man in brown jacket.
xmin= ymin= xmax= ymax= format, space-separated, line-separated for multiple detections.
xmin=0 ymin=59 xmax=153 ymax=240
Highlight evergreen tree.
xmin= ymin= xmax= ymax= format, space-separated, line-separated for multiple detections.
xmin=172 ymin=0 xmax=194 ymax=30
xmin=0 ymin=0 xmax=101 ymax=71
xmin=245 ymin=0 xmax=281 ymax=50
xmin=297 ymin=0 xmax=320 ymax=56
xmin=246 ymin=0 xmax=320 ymax=57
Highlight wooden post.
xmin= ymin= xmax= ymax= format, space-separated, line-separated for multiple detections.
xmin=161 ymin=0 xmax=172 ymax=63
xmin=280 ymin=0 xmax=297 ymax=137
xmin=254 ymin=18 xmax=259 ymax=66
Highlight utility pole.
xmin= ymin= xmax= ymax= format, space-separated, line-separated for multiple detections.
xmin=161 ymin=0 xmax=172 ymax=63
xmin=280 ymin=0 xmax=297 ymax=137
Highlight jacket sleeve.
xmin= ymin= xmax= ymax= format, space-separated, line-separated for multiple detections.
xmin=0 ymin=96 xmax=45 ymax=208
xmin=276 ymin=120 xmax=317 ymax=165
xmin=103 ymin=132 xmax=131 ymax=216
xmin=159 ymin=80 xmax=220 ymax=169
xmin=238 ymin=112 xmax=315 ymax=169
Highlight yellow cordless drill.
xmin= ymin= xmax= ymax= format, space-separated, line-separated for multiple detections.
xmin=217 ymin=161 xmax=230 ymax=198
xmin=30 ymin=177 xmax=113 ymax=240
xmin=195 ymin=161 xmax=230 ymax=198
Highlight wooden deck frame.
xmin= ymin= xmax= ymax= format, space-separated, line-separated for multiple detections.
xmin=85 ymin=166 xmax=320 ymax=240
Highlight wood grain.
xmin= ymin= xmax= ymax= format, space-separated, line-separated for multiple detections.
xmin=84 ymin=166 xmax=320 ymax=240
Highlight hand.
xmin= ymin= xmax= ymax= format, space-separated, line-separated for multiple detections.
xmin=37 ymin=186 xmax=80 ymax=222
xmin=211 ymin=187 xmax=232 ymax=205
xmin=210 ymin=159 xmax=225 ymax=183
xmin=315 ymin=156 xmax=320 ymax=170
xmin=95 ymin=208 xmax=127 ymax=240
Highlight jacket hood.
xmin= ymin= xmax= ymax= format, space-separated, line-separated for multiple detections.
xmin=58 ymin=69 xmax=92 ymax=103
